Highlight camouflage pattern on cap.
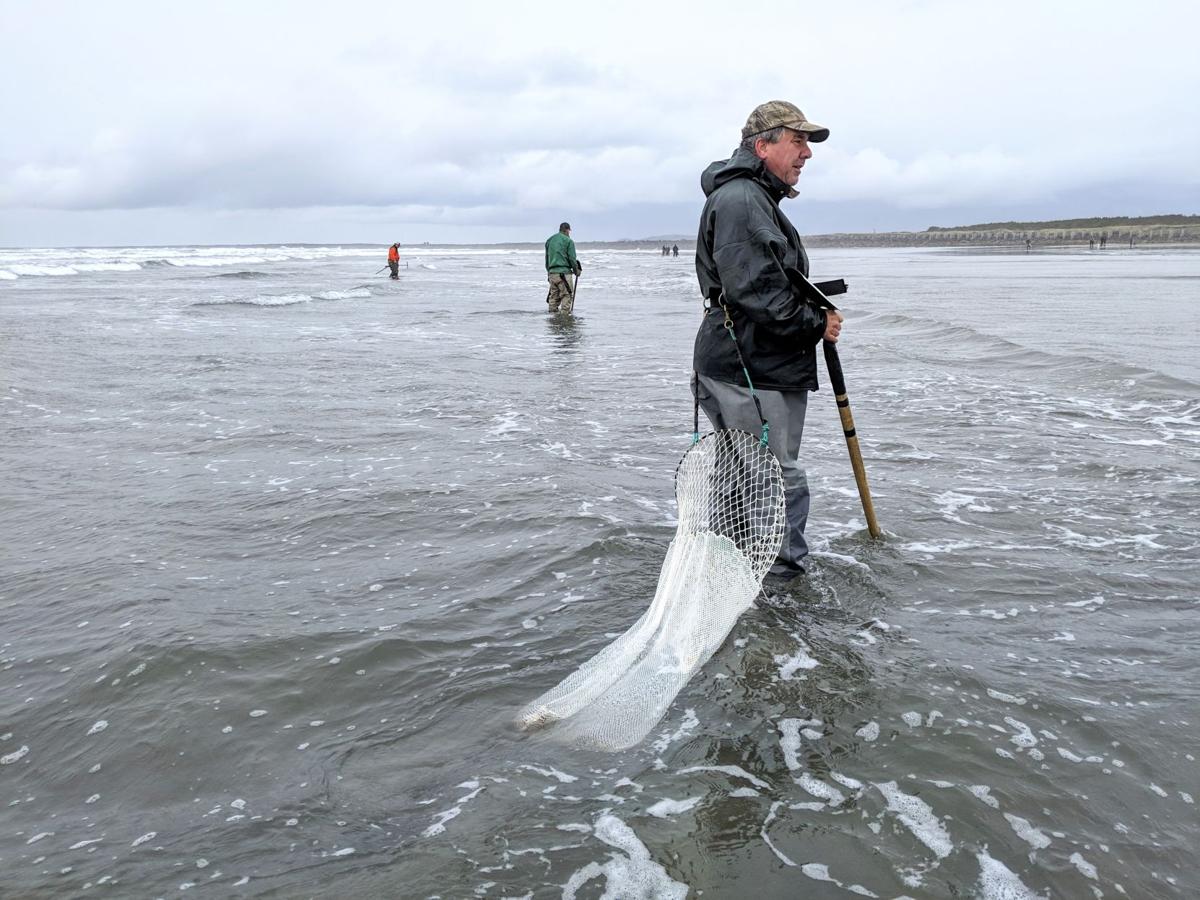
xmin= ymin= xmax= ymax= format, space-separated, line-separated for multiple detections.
xmin=742 ymin=100 xmax=830 ymax=143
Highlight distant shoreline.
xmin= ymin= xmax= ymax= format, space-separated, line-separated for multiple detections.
xmin=635 ymin=215 xmax=1200 ymax=250
xmin=4 ymin=217 xmax=1198 ymax=252
xmin=802 ymin=225 xmax=1200 ymax=249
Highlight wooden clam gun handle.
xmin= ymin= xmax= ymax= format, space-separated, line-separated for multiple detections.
xmin=798 ymin=276 xmax=884 ymax=539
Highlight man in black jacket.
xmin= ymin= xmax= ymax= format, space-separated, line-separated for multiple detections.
xmin=692 ymin=100 xmax=843 ymax=582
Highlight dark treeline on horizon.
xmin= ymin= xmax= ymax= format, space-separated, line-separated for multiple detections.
xmin=927 ymin=213 xmax=1200 ymax=233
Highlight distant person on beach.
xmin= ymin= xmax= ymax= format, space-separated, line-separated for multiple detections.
xmin=1130 ymin=235 xmax=1135 ymax=248
xmin=691 ymin=100 xmax=842 ymax=585
xmin=1100 ymin=234 xmax=1107 ymax=249
xmin=545 ymin=222 xmax=581 ymax=314
xmin=387 ymin=243 xmax=400 ymax=279
xmin=672 ymin=244 xmax=679 ymax=257
xmin=1025 ymin=238 xmax=1032 ymax=252
xmin=1089 ymin=237 xmax=1095 ymax=250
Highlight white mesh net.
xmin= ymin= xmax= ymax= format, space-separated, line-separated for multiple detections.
xmin=519 ymin=429 xmax=786 ymax=751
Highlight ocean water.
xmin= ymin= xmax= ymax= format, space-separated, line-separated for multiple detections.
xmin=2 ymin=243 xmax=1198 ymax=897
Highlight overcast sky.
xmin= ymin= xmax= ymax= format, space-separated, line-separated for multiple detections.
xmin=2 ymin=0 xmax=1197 ymax=246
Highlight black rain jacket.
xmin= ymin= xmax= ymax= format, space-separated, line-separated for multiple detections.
xmin=692 ymin=148 xmax=827 ymax=391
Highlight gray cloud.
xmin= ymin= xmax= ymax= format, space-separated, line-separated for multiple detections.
xmin=2 ymin=0 xmax=1197 ymax=245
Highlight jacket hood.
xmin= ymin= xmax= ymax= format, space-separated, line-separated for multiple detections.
xmin=700 ymin=147 xmax=797 ymax=200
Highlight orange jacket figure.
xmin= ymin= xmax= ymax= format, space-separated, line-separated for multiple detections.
xmin=388 ymin=245 xmax=400 ymax=263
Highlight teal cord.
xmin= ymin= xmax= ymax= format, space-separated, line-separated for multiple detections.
xmin=727 ymin=317 xmax=771 ymax=450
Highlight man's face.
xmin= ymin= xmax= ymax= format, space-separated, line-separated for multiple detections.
xmin=756 ymin=128 xmax=812 ymax=187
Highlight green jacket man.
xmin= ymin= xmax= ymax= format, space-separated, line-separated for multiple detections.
xmin=544 ymin=222 xmax=582 ymax=314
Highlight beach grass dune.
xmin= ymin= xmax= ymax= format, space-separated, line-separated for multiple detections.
xmin=805 ymin=215 xmax=1200 ymax=248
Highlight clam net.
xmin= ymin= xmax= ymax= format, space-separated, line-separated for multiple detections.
xmin=519 ymin=429 xmax=785 ymax=750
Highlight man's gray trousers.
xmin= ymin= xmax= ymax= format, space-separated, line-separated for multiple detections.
xmin=694 ymin=373 xmax=811 ymax=574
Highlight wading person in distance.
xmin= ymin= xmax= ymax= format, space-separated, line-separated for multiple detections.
xmin=692 ymin=100 xmax=843 ymax=587
xmin=387 ymin=242 xmax=400 ymax=279
xmin=545 ymin=222 xmax=582 ymax=314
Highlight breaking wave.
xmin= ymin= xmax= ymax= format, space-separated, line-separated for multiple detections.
xmin=0 ymin=262 xmax=144 ymax=278
xmin=193 ymin=288 xmax=371 ymax=307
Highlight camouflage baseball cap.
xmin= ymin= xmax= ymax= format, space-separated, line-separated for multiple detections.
xmin=742 ymin=100 xmax=829 ymax=143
